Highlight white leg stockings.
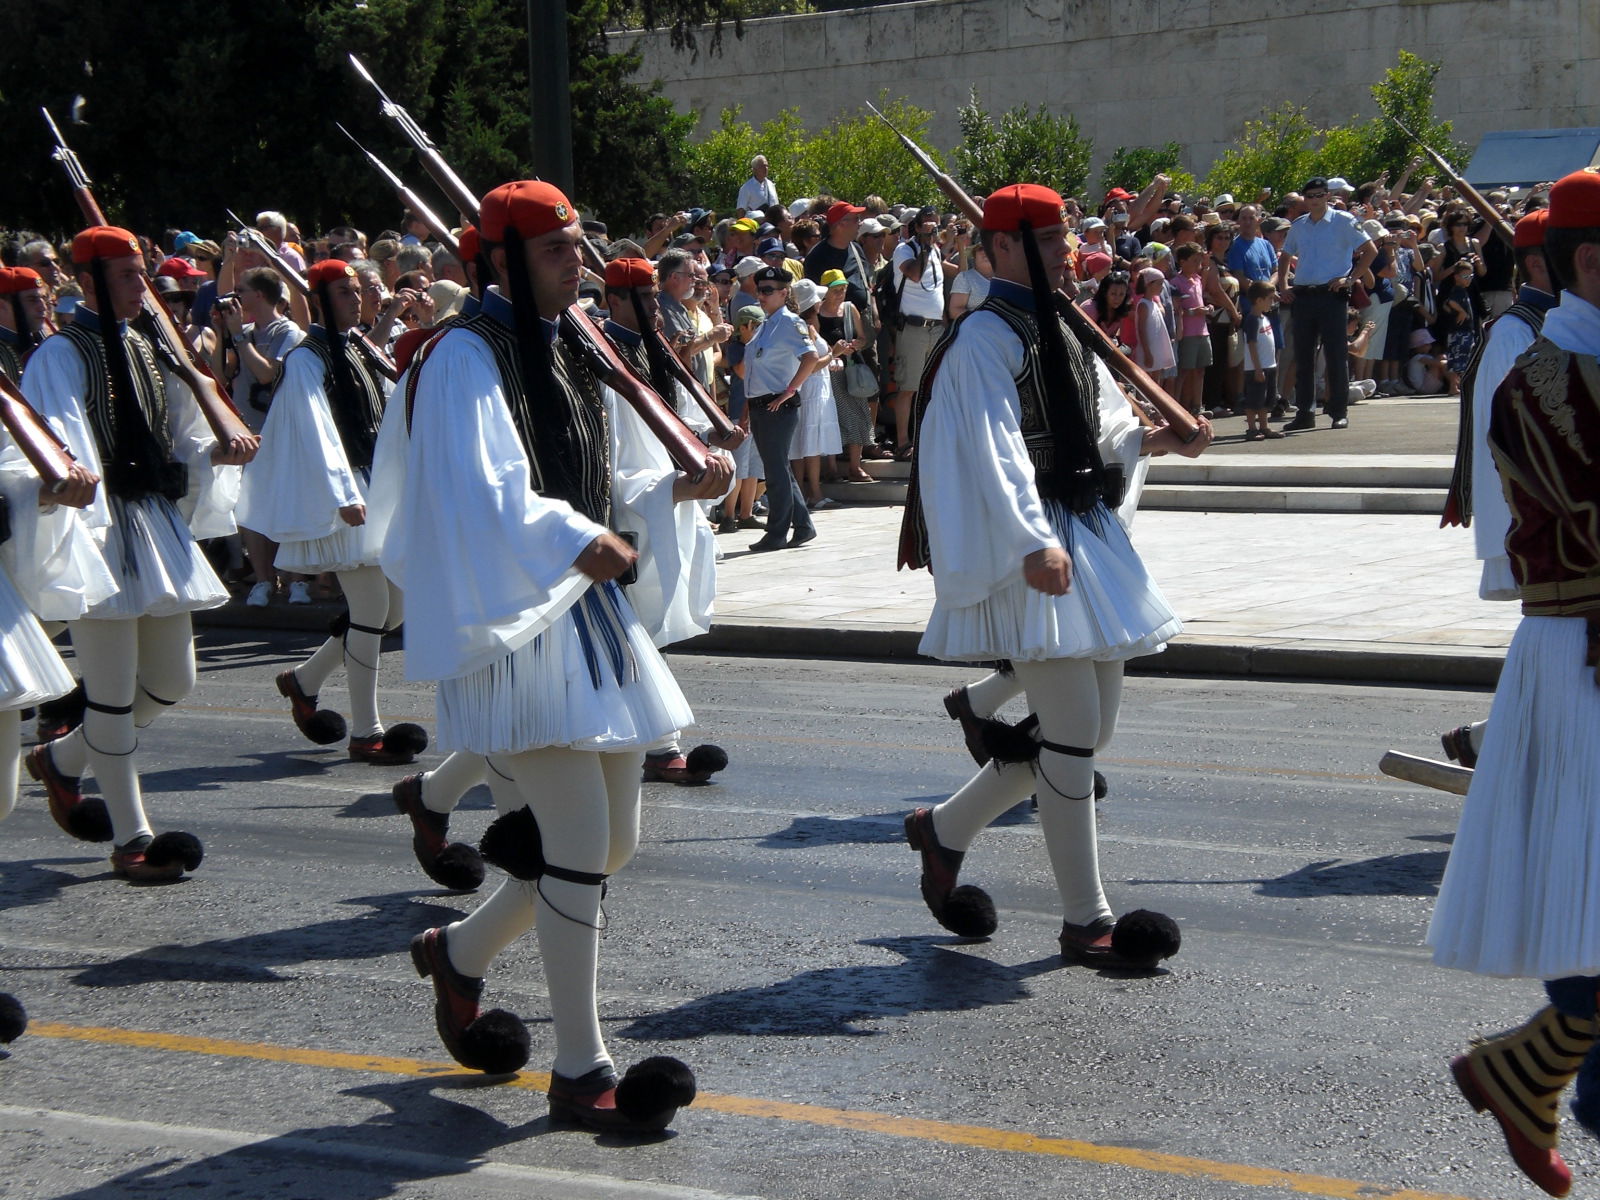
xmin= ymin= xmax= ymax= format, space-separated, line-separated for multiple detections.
xmin=294 ymin=566 xmax=402 ymax=739
xmin=964 ymin=667 xmax=1025 ymax=719
xmin=422 ymin=751 xmax=488 ymax=815
xmin=0 ymin=709 xmax=19 ymax=822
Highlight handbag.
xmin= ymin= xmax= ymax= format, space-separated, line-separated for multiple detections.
xmin=842 ymin=305 xmax=877 ymax=399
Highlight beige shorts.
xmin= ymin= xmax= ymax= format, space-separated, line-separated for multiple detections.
xmin=894 ymin=320 xmax=943 ymax=389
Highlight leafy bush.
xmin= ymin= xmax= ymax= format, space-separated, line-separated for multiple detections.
xmin=954 ymin=88 xmax=1092 ymax=200
xmin=1100 ymin=144 xmax=1195 ymax=201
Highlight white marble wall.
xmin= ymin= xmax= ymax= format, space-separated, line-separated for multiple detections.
xmin=620 ymin=0 xmax=1599 ymax=189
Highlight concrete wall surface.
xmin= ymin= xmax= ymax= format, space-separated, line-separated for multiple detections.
xmin=619 ymin=0 xmax=1599 ymax=190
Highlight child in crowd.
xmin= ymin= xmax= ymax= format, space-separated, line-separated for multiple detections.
xmin=1240 ymin=280 xmax=1283 ymax=441
xmin=788 ymin=280 xmax=846 ymax=511
xmin=1406 ymin=327 xmax=1448 ymax=395
xmin=1170 ymin=244 xmax=1213 ymax=416
xmin=1437 ymin=257 xmax=1486 ymax=395
xmin=1133 ymin=266 xmax=1176 ymax=384
xmin=725 ymin=305 xmax=768 ymax=529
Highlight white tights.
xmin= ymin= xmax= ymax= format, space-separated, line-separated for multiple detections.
xmin=444 ymin=746 xmax=645 ymax=1080
xmin=49 ymin=614 xmax=197 ymax=845
xmin=421 ymin=750 xmax=487 ymax=814
xmin=293 ymin=566 xmax=402 ymax=739
xmin=0 ymin=710 xmax=19 ymax=822
xmin=932 ymin=658 xmax=1124 ymax=927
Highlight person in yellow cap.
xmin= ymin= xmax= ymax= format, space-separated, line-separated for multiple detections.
xmin=1429 ymin=170 xmax=1600 ymax=1200
xmin=21 ymin=226 xmax=251 ymax=883
xmin=380 ymin=181 xmax=720 ymax=1135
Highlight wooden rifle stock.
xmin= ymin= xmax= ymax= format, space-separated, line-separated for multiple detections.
xmin=866 ymin=103 xmax=1200 ymax=443
xmin=560 ymin=307 xmax=710 ymax=481
xmin=0 ymin=372 xmax=78 ymax=492
xmin=647 ymin=327 xmax=737 ymax=442
xmin=1389 ymin=117 xmax=1515 ymax=248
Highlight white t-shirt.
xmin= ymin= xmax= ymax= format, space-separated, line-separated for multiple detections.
xmin=893 ymin=241 xmax=947 ymax=321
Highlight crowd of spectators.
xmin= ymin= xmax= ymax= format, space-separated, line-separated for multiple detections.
xmin=0 ymin=152 xmax=1549 ymax=578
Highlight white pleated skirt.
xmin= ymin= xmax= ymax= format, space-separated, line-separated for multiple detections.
xmin=1429 ymin=616 xmax=1600 ymax=979
xmin=791 ymin=387 xmax=842 ymax=459
xmin=435 ymin=581 xmax=693 ymax=755
xmin=87 ymin=495 xmax=229 ymax=620
xmin=275 ymin=520 xmax=383 ymax=575
xmin=921 ymin=499 xmax=1181 ymax=663
xmin=0 ymin=566 xmax=75 ymax=710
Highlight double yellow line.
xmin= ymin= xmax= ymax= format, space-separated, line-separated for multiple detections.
xmin=31 ymin=1021 xmax=1479 ymax=1200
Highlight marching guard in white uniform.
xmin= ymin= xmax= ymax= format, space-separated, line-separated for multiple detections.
xmin=899 ymin=184 xmax=1209 ymax=969
xmin=382 ymin=182 xmax=728 ymax=1134
xmin=238 ymin=258 xmax=426 ymax=765
xmin=21 ymin=226 xmax=252 ymax=883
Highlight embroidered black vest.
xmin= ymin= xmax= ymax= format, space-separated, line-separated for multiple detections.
xmin=0 ymin=338 xmax=20 ymax=387
xmin=449 ymin=313 xmax=612 ymax=527
xmin=290 ymin=328 xmax=388 ymax=472
xmin=57 ymin=321 xmax=181 ymax=499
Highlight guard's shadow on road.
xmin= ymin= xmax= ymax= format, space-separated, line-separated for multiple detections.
xmin=745 ymin=798 xmax=1035 ymax=851
xmin=137 ymin=748 xmax=346 ymax=796
xmin=335 ymin=783 xmax=496 ymax=822
xmin=1131 ymin=835 xmax=1452 ymax=898
xmin=0 ymin=855 xmax=105 ymax=913
xmin=67 ymin=891 xmax=467 ymax=987
xmin=36 ymin=1074 xmax=653 ymax=1200
xmin=618 ymin=935 xmax=1056 ymax=1039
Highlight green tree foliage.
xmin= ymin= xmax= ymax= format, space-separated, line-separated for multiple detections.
xmin=1203 ymin=51 xmax=1466 ymax=200
xmin=953 ymin=88 xmax=1092 ymax=200
xmin=1100 ymin=143 xmax=1196 ymax=200
xmin=0 ymin=0 xmax=729 ymax=243
xmin=682 ymin=97 xmax=940 ymax=212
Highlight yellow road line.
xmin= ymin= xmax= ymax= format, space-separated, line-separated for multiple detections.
xmin=31 ymin=1021 xmax=1479 ymax=1200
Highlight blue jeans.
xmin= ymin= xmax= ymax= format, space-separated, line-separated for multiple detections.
xmin=748 ymin=398 xmax=812 ymax=543
xmin=1547 ymin=974 xmax=1600 ymax=1138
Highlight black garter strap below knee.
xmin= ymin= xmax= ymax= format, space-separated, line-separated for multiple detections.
xmin=84 ymin=697 xmax=134 ymax=716
xmin=542 ymin=863 xmax=609 ymax=887
xmin=341 ymin=619 xmax=387 ymax=672
xmin=346 ymin=620 xmax=387 ymax=637
xmin=138 ymin=685 xmax=179 ymax=707
xmin=1036 ymin=739 xmax=1093 ymax=757
xmin=80 ymin=696 xmax=138 ymax=758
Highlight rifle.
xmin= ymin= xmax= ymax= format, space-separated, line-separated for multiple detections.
xmin=224 ymin=209 xmax=398 ymax=382
xmin=866 ymin=101 xmax=1201 ymax=443
xmin=335 ymin=124 xmax=461 ymax=257
xmin=41 ymin=108 xmax=258 ymax=456
xmin=0 ymin=371 xmax=79 ymax=493
xmin=1388 ymin=116 xmax=1516 ymax=248
xmin=347 ymin=54 xmax=480 ymax=223
xmin=647 ymin=327 xmax=739 ymax=444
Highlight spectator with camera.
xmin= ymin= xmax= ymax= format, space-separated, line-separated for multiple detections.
xmin=888 ymin=205 xmax=949 ymax=461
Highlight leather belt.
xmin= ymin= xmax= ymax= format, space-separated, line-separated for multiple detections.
xmin=900 ymin=315 xmax=943 ymax=327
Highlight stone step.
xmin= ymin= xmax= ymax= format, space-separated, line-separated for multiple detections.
xmin=819 ymin=479 xmax=906 ymax=506
xmin=1141 ymin=484 xmax=1448 ymax=514
xmin=1147 ymin=455 xmax=1452 ymax=489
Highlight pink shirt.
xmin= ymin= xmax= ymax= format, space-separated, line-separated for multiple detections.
xmin=1170 ymin=271 xmax=1208 ymax=339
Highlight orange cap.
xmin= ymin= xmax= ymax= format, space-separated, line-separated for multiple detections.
xmin=479 ymin=181 xmax=577 ymax=244
xmin=71 ymin=225 xmax=142 ymax=264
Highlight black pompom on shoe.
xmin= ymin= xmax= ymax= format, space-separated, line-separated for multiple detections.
xmin=940 ymin=884 xmax=999 ymax=939
xmin=616 ymin=1056 xmax=697 ymax=1123
xmin=1109 ymin=909 xmax=1181 ymax=968
xmin=276 ymin=670 xmax=348 ymax=746
xmin=0 ymin=993 xmax=26 ymax=1044
xmin=384 ymin=723 xmax=430 ymax=757
xmin=410 ymin=928 xmax=530 ymax=1075
xmin=457 ymin=1009 xmax=532 ymax=1075
xmin=429 ymin=842 xmax=487 ymax=893
xmin=683 ymin=743 xmax=728 ymax=781
xmin=479 ymin=807 xmax=545 ymax=881
xmin=145 ymin=831 xmax=204 ymax=873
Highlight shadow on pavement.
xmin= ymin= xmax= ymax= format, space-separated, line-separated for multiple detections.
xmin=617 ymin=935 xmax=1055 ymax=1039
xmin=68 ymin=891 xmax=467 ymax=987
xmin=1132 ymin=837 xmax=1451 ymax=898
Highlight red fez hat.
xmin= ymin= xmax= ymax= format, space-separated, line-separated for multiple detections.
xmin=457 ymin=224 xmax=480 ymax=262
xmin=0 ymin=267 xmax=44 ymax=295
xmin=71 ymin=225 xmax=142 ymax=264
xmin=307 ymin=259 xmax=358 ymax=288
xmin=156 ymin=256 xmax=208 ymax=281
xmin=1513 ymin=209 xmax=1550 ymax=249
xmin=982 ymin=184 xmax=1067 ymax=233
xmin=603 ymin=257 xmax=655 ymax=289
xmin=1548 ymin=170 xmax=1600 ymax=230
xmin=479 ymin=181 xmax=577 ymax=244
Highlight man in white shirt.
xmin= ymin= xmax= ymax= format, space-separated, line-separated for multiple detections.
xmin=736 ymin=155 xmax=779 ymax=217
xmin=889 ymin=206 xmax=950 ymax=457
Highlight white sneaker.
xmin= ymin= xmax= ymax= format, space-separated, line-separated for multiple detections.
xmin=810 ymin=497 xmax=838 ymax=511
xmin=245 ymin=581 xmax=271 ymax=607
xmin=287 ymin=581 xmax=312 ymax=605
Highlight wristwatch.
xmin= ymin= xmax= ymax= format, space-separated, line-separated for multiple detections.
xmin=232 ymin=331 xmax=251 ymax=347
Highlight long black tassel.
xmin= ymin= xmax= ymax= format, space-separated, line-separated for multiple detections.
xmin=91 ymin=258 xmax=169 ymax=499
xmin=630 ymin=288 xmax=679 ymax=409
xmin=316 ymin=282 xmax=376 ymax=471
xmin=501 ymin=228 xmax=582 ymax=505
xmin=10 ymin=295 xmax=40 ymax=352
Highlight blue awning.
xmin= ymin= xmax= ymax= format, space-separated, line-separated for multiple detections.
xmin=1464 ymin=129 xmax=1600 ymax=188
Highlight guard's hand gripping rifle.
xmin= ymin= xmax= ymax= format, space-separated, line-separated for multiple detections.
xmin=1389 ymin=116 xmax=1516 ymax=248
xmin=42 ymin=108 xmax=258 ymax=461
xmin=345 ymin=59 xmax=710 ymax=479
xmin=866 ymin=101 xmax=1200 ymax=443
xmin=224 ymin=209 xmax=398 ymax=383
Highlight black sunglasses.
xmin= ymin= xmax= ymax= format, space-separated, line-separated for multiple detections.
xmin=756 ymin=284 xmax=786 ymax=295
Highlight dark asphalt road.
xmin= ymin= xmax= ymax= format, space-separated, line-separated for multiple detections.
xmin=0 ymin=631 xmax=1574 ymax=1200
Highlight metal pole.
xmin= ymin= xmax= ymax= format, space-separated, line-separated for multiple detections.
xmin=527 ymin=0 xmax=574 ymax=196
